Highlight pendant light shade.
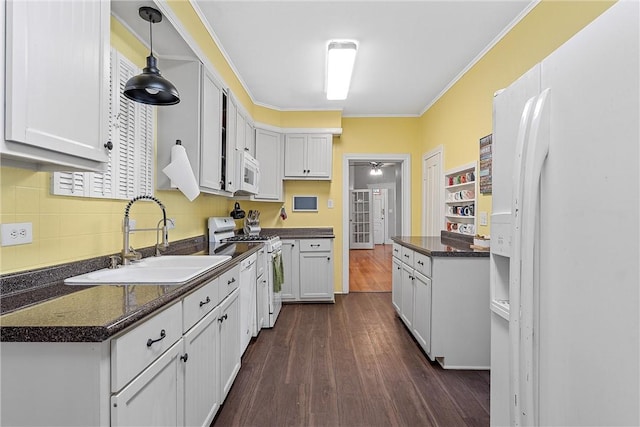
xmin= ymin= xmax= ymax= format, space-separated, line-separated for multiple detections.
xmin=124 ymin=7 xmax=180 ymax=106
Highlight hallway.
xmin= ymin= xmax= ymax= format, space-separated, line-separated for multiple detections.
xmin=211 ymin=293 xmax=490 ymax=427
xmin=349 ymin=244 xmax=393 ymax=292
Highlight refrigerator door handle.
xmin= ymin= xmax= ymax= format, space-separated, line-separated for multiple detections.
xmin=509 ymin=94 xmax=537 ymax=427
xmin=519 ymin=88 xmax=551 ymax=426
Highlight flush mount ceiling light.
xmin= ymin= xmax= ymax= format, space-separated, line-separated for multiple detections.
xmin=326 ymin=40 xmax=358 ymax=101
xmin=124 ymin=7 xmax=180 ymax=106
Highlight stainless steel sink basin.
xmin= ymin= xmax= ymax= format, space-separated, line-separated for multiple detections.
xmin=64 ymin=255 xmax=231 ymax=285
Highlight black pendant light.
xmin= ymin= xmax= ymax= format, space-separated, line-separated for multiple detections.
xmin=124 ymin=7 xmax=180 ymax=106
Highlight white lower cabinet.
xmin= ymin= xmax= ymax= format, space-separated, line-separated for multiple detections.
xmin=400 ymin=263 xmax=414 ymax=328
xmin=391 ymin=257 xmax=402 ymax=313
xmin=111 ymin=340 xmax=184 ymax=427
xmin=391 ymin=242 xmax=490 ymax=369
xmin=219 ymin=289 xmax=241 ymax=400
xmin=183 ymin=306 xmax=221 ymax=427
xmin=412 ymin=271 xmax=432 ymax=355
xmin=0 ymin=275 xmax=242 ymax=427
xmin=281 ymin=239 xmax=334 ymax=303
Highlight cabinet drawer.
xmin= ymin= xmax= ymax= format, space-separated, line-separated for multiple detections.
xmin=392 ymin=243 xmax=401 ymax=259
xmin=414 ymin=252 xmax=432 ymax=277
xmin=183 ymin=278 xmax=220 ymax=333
xmin=219 ymin=265 xmax=240 ymax=300
xmin=111 ymin=302 xmax=182 ymax=392
xmin=299 ymin=239 xmax=331 ymax=252
xmin=400 ymin=246 xmax=414 ymax=265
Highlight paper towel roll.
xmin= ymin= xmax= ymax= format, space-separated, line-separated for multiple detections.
xmin=162 ymin=144 xmax=200 ymax=201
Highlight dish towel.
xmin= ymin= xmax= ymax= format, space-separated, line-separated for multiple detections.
xmin=273 ymin=252 xmax=284 ymax=293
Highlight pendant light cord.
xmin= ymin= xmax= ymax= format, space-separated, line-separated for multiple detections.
xmin=149 ymin=17 xmax=153 ymax=56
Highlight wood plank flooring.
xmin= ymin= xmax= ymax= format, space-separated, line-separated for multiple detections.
xmin=211 ymin=293 xmax=490 ymax=427
xmin=349 ymin=245 xmax=393 ymax=292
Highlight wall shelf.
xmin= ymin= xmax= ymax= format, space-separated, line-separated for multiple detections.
xmin=444 ymin=163 xmax=478 ymax=236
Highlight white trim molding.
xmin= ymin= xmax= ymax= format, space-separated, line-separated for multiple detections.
xmin=341 ymin=153 xmax=411 ymax=294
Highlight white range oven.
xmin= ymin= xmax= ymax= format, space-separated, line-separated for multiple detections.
xmin=208 ymin=217 xmax=282 ymax=329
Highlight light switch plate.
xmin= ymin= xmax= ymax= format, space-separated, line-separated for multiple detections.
xmin=327 ymin=199 xmax=334 ymax=209
xmin=479 ymin=212 xmax=488 ymax=226
xmin=1 ymin=222 xmax=33 ymax=246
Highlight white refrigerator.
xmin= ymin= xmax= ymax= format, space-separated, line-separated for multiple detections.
xmin=489 ymin=2 xmax=639 ymax=426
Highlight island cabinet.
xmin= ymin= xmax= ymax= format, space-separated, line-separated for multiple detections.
xmin=0 ymin=270 xmax=241 ymax=427
xmin=281 ymin=238 xmax=334 ymax=303
xmin=2 ymin=0 xmax=111 ymax=171
xmin=391 ymin=239 xmax=490 ymax=369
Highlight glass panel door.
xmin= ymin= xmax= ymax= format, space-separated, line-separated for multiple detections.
xmin=350 ymin=190 xmax=374 ymax=249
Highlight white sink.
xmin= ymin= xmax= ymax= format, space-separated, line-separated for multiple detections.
xmin=64 ymin=255 xmax=231 ymax=285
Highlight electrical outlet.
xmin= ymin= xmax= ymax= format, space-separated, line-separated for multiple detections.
xmin=167 ymin=218 xmax=176 ymax=229
xmin=123 ymin=218 xmax=137 ymax=231
xmin=1 ymin=222 xmax=33 ymax=246
xmin=479 ymin=212 xmax=488 ymax=226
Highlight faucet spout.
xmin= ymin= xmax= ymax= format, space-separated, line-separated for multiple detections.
xmin=122 ymin=196 xmax=169 ymax=265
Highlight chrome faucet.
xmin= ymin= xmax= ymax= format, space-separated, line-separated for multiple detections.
xmin=122 ymin=195 xmax=169 ymax=265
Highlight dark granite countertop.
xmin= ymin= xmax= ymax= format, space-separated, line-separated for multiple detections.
xmin=0 ymin=236 xmax=263 ymax=343
xmin=391 ymin=231 xmax=489 ymax=258
xmin=261 ymin=227 xmax=334 ymax=239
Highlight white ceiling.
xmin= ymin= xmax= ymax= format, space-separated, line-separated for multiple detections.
xmin=113 ymin=0 xmax=537 ymax=117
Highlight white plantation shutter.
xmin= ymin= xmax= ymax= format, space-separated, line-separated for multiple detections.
xmin=51 ymin=172 xmax=88 ymax=196
xmin=52 ymin=48 xmax=154 ymax=200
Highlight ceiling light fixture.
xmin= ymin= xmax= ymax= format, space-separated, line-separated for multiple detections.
xmin=326 ymin=40 xmax=358 ymax=100
xmin=124 ymin=7 xmax=180 ymax=106
xmin=370 ymin=162 xmax=383 ymax=176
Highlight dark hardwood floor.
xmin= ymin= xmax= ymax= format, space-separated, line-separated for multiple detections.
xmin=349 ymin=245 xmax=393 ymax=292
xmin=211 ymin=293 xmax=490 ymax=427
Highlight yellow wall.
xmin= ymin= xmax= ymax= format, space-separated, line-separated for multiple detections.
xmin=419 ymin=0 xmax=615 ymax=236
xmin=0 ymin=0 xmax=615 ymax=287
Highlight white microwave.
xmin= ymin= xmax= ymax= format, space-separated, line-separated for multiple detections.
xmin=236 ymin=151 xmax=260 ymax=195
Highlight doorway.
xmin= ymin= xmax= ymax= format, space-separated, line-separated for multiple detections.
xmin=342 ymin=154 xmax=411 ymax=294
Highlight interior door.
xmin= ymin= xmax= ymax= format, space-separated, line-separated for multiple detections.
xmin=349 ymin=189 xmax=374 ymax=249
xmin=372 ymin=189 xmax=385 ymax=244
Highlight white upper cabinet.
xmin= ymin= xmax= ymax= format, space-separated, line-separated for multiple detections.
xmin=156 ymin=61 xmax=229 ymax=195
xmin=2 ymin=0 xmax=110 ymax=171
xmin=284 ymin=134 xmax=333 ymax=180
xmin=254 ymin=128 xmax=283 ymax=201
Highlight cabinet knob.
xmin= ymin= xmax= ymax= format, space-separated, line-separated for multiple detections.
xmin=104 ymin=141 xmax=113 ymax=151
xmin=180 ymin=353 xmax=189 ymax=363
xmin=327 ymin=257 xmax=331 ymax=261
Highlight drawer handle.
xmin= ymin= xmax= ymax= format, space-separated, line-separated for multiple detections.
xmin=180 ymin=353 xmax=189 ymax=363
xmin=404 ymin=254 xmax=409 ymax=258
xmin=311 ymin=244 xmax=320 ymax=247
xmin=218 ymin=314 xmax=228 ymax=323
xmin=417 ymin=261 xmax=424 ymax=266
xmin=228 ymin=278 xmax=236 ymax=285
xmin=199 ymin=296 xmax=211 ymax=307
xmin=146 ymin=329 xmax=166 ymax=347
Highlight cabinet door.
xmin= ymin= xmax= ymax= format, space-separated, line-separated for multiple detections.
xmin=254 ymin=129 xmax=283 ymax=201
xmin=235 ymin=111 xmax=246 ymax=153
xmin=299 ymin=252 xmax=333 ymax=300
xmin=413 ymin=273 xmax=432 ymax=354
xmin=392 ymin=257 xmax=402 ymax=314
xmin=281 ymin=240 xmax=300 ymax=301
xmin=305 ymin=134 xmax=332 ymax=178
xmin=111 ymin=340 xmax=184 ymax=427
xmin=244 ymin=121 xmax=255 ymax=157
xmin=199 ymin=71 xmax=223 ymax=191
xmin=3 ymin=0 xmax=110 ymax=169
xmin=219 ymin=289 xmax=241 ymax=400
xmin=225 ymin=96 xmax=238 ymax=193
xmin=400 ymin=264 xmax=414 ymax=328
xmin=283 ymin=135 xmax=307 ymax=178
xmin=184 ymin=307 xmax=221 ymax=427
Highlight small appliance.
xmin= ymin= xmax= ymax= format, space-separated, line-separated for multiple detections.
xmin=235 ymin=151 xmax=260 ymax=195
